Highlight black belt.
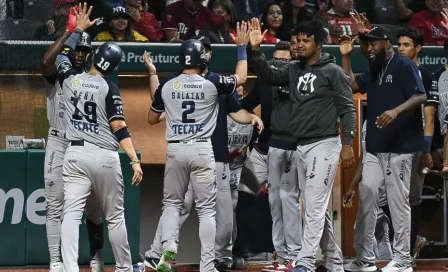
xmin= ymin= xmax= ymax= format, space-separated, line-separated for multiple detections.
xmin=70 ymin=140 xmax=85 ymax=146
xmin=168 ymin=138 xmax=209 ymax=144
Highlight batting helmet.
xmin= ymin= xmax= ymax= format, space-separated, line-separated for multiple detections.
xmin=76 ymin=32 xmax=92 ymax=52
xmin=92 ymin=42 xmax=123 ymax=74
xmin=179 ymin=39 xmax=207 ymax=68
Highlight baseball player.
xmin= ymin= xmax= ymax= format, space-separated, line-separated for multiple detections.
xmin=341 ymin=26 xmax=427 ymax=272
xmin=55 ymin=4 xmax=143 ymax=272
xmin=40 ymin=10 xmax=104 ymax=272
xmin=343 ymin=120 xmax=393 ymax=262
xmin=147 ymin=24 xmax=251 ymax=272
xmin=143 ymin=34 xmax=262 ymax=272
xmin=249 ymin=19 xmax=357 ymax=272
xmin=396 ymin=27 xmax=439 ymax=263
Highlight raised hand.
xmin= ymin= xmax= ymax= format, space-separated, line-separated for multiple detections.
xmin=248 ymin=18 xmax=267 ymax=49
xmin=352 ymin=10 xmax=370 ymax=34
xmin=74 ymin=2 xmax=98 ymax=31
xmin=339 ymin=34 xmax=355 ymax=56
xmin=230 ymin=21 xmax=251 ymax=46
xmin=143 ymin=51 xmax=156 ymax=73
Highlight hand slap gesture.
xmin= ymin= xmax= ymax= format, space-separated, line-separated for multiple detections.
xmin=231 ymin=21 xmax=251 ymax=46
xmin=74 ymin=2 xmax=98 ymax=31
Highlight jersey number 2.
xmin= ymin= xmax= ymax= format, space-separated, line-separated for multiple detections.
xmin=182 ymin=101 xmax=195 ymax=123
xmin=71 ymin=97 xmax=98 ymax=123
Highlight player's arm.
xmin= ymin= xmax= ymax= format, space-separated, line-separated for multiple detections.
xmin=148 ymin=82 xmax=165 ymax=125
xmin=422 ymin=72 xmax=439 ymax=153
xmin=55 ymin=28 xmax=83 ymax=85
xmin=395 ymin=63 xmax=427 ymax=114
xmin=332 ymin=68 xmax=356 ymax=168
xmin=227 ymin=91 xmax=264 ymax=133
xmin=41 ymin=31 xmax=71 ymax=79
xmin=239 ymin=81 xmax=261 ymax=112
xmin=143 ymin=51 xmax=167 ymax=122
xmin=249 ymin=49 xmax=290 ymax=86
xmin=339 ymin=35 xmax=363 ymax=93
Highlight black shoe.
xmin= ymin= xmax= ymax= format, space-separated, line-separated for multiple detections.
xmin=144 ymin=257 xmax=160 ymax=270
xmin=215 ymin=261 xmax=232 ymax=272
xmin=315 ymin=265 xmax=329 ymax=272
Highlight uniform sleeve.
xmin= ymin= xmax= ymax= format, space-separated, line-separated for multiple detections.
xmin=161 ymin=4 xmax=179 ymax=30
xmin=105 ymin=81 xmax=125 ymax=122
xmin=421 ymin=69 xmax=439 ymax=105
xmin=226 ymin=91 xmax=241 ymax=113
xmin=250 ymin=50 xmax=289 ymax=86
xmin=150 ymin=83 xmax=165 ymax=113
xmin=55 ymin=30 xmax=82 ymax=86
xmin=208 ymin=73 xmax=237 ymax=95
xmin=44 ymin=74 xmax=58 ymax=85
xmin=240 ymin=81 xmax=260 ymax=111
xmin=355 ymin=71 xmax=369 ymax=94
xmin=402 ymin=61 xmax=426 ymax=98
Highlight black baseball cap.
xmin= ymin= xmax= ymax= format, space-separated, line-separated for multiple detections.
xmin=359 ymin=26 xmax=392 ymax=41
xmin=192 ymin=35 xmax=212 ymax=51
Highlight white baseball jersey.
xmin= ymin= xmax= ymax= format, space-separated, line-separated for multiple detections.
xmin=151 ymin=73 xmax=236 ymax=142
xmin=227 ymin=115 xmax=253 ymax=170
xmin=56 ymin=60 xmax=125 ymax=150
xmin=362 ymin=119 xmax=367 ymax=159
xmin=45 ymin=79 xmax=67 ymax=131
xmin=438 ymin=70 xmax=448 ymax=135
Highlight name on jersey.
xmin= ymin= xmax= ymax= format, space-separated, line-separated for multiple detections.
xmin=171 ymin=92 xmax=205 ymax=100
xmin=172 ymin=123 xmax=204 ymax=134
xmin=228 ymin=134 xmax=249 ymax=145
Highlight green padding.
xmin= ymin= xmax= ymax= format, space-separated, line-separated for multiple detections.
xmin=0 ymin=150 xmax=27 ymax=265
xmin=25 ymin=150 xmax=141 ymax=265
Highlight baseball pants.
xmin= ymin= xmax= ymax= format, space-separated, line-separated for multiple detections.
xmin=267 ymin=147 xmax=302 ymax=263
xmin=409 ymin=152 xmax=424 ymax=206
xmin=147 ymin=162 xmax=233 ymax=266
xmin=238 ymin=148 xmax=268 ymax=196
xmin=61 ymin=143 xmax=132 ymax=272
xmin=229 ymin=167 xmax=243 ymax=244
xmin=373 ymin=208 xmax=393 ymax=260
xmin=44 ymin=134 xmax=103 ymax=264
xmin=159 ymin=141 xmax=217 ymax=272
xmin=354 ymin=152 xmax=413 ymax=266
xmin=294 ymin=137 xmax=343 ymax=271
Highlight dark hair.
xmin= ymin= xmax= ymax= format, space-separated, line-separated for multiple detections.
xmin=275 ymin=41 xmax=291 ymax=51
xmin=396 ymin=27 xmax=424 ymax=47
xmin=212 ymin=0 xmax=238 ymax=28
xmin=293 ymin=21 xmax=328 ymax=45
xmin=261 ymin=2 xmax=283 ymax=31
xmin=108 ymin=15 xmax=135 ymax=42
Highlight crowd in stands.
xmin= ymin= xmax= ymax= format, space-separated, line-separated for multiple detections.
xmin=0 ymin=0 xmax=448 ymax=45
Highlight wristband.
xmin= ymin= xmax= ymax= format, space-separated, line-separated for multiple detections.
xmin=130 ymin=159 xmax=140 ymax=165
xmin=423 ymin=136 xmax=432 ymax=153
xmin=237 ymin=45 xmax=247 ymax=61
xmin=114 ymin=126 xmax=131 ymax=141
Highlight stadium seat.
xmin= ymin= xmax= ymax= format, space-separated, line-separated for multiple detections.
xmin=0 ymin=19 xmax=40 ymax=40
xmin=371 ymin=24 xmax=402 ymax=45
xmin=23 ymin=0 xmax=53 ymax=21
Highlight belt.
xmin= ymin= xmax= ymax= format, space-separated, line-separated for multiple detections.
xmin=49 ymin=127 xmax=66 ymax=139
xmin=70 ymin=140 xmax=85 ymax=146
xmin=168 ymin=138 xmax=209 ymax=144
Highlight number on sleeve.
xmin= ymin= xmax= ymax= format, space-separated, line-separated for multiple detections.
xmin=71 ymin=97 xmax=98 ymax=123
xmin=182 ymin=101 xmax=195 ymax=123
xmin=97 ymin=57 xmax=111 ymax=71
xmin=185 ymin=55 xmax=191 ymax=65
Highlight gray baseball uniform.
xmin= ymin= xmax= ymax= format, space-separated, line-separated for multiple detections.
xmin=56 ymin=43 xmax=132 ymax=271
xmin=438 ymin=70 xmax=448 ymax=135
xmin=150 ymin=73 xmax=237 ymax=272
xmin=43 ymin=75 xmax=103 ymax=265
xmin=238 ymin=147 xmax=269 ymax=196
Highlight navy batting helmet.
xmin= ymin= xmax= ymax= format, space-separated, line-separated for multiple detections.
xmin=76 ymin=32 xmax=92 ymax=52
xmin=179 ymin=39 xmax=207 ymax=68
xmin=92 ymin=42 xmax=123 ymax=74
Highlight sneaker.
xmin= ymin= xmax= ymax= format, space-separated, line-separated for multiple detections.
xmin=156 ymin=250 xmax=177 ymax=272
xmin=276 ymin=260 xmax=296 ymax=271
xmin=133 ymin=262 xmax=145 ymax=272
xmin=50 ymin=262 xmax=63 ymax=272
xmin=344 ymin=260 xmax=377 ymax=272
xmin=380 ymin=261 xmax=412 ymax=272
xmin=90 ymin=260 xmax=105 ymax=272
xmin=215 ymin=262 xmax=231 ymax=272
xmin=315 ymin=265 xmax=330 ymax=272
xmin=144 ymin=257 xmax=160 ymax=270
xmin=232 ymin=257 xmax=244 ymax=270
xmin=413 ymin=236 xmax=427 ymax=259
xmin=262 ymin=262 xmax=279 ymax=271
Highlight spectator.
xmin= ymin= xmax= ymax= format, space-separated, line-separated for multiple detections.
xmin=410 ymin=0 xmax=448 ymax=45
xmin=34 ymin=0 xmax=77 ymax=41
xmin=314 ymin=0 xmax=365 ymax=44
xmin=162 ymin=0 xmax=212 ymax=42
xmin=260 ymin=2 xmax=286 ymax=44
xmin=95 ymin=5 xmax=148 ymax=41
xmin=396 ymin=0 xmax=428 ymax=21
xmin=126 ymin=0 xmax=163 ymax=41
xmin=146 ymin=0 xmax=166 ymax=20
xmin=232 ymin=0 xmax=271 ymax=20
xmin=200 ymin=0 xmax=237 ymax=43
xmin=281 ymin=0 xmax=314 ymax=33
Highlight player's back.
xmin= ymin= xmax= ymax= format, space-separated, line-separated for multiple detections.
xmin=162 ymin=73 xmax=220 ymax=141
xmin=63 ymin=72 xmax=120 ymax=150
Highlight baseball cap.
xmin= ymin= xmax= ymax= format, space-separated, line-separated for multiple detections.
xmin=110 ymin=5 xmax=130 ymax=18
xmin=359 ymin=26 xmax=392 ymax=41
xmin=192 ymin=35 xmax=212 ymax=51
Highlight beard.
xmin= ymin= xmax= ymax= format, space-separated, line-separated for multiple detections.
xmin=368 ymin=48 xmax=387 ymax=83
